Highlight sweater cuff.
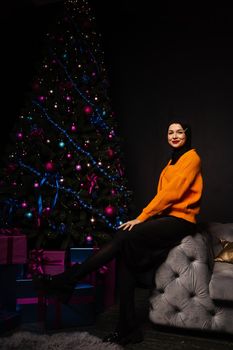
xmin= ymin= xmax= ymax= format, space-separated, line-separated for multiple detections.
xmin=136 ymin=212 xmax=149 ymax=222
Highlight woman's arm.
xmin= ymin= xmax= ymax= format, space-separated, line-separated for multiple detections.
xmin=137 ymin=153 xmax=201 ymax=222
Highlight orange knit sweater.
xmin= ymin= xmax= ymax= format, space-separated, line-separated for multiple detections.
xmin=136 ymin=149 xmax=203 ymax=223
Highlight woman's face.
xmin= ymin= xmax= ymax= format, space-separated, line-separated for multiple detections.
xmin=167 ymin=123 xmax=187 ymax=148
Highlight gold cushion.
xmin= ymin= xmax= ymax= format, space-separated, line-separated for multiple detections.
xmin=214 ymin=239 xmax=233 ymax=263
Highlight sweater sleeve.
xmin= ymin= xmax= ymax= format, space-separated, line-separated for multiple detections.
xmin=136 ymin=153 xmax=201 ymax=222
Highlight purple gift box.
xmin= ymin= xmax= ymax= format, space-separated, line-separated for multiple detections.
xmin=27 ymin=249 xmax=66 ymax=277
xmin=0 ymin=228 xmax=27 ymax=264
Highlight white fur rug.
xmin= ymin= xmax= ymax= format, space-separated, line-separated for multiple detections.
xmin=0 ymin=331 xmax=123 ymax=350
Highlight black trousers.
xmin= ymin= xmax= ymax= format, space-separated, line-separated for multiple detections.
xmin=64 ymin=215 xmax=196 ymax=333
xmin=115 ymin=215 xmax=196 ymax=333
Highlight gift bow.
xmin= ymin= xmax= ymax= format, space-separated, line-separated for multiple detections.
xmin=27 ymin=249 xmax=63 ymax=277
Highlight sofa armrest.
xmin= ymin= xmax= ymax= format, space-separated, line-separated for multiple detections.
xmin=149 ymin=231 xmax=217 ymax=329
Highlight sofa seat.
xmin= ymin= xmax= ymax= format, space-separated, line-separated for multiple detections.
xmin=209 ymin=262 xmax=233 ymax=302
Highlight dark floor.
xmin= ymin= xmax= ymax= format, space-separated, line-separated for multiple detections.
xmin=19 ymin=288 xmax=233 ymax=350
xmin=86 ymin=288 xmax=233 ymax=350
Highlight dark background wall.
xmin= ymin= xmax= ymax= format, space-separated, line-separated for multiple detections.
xmin=1 ymin=0 xmax=233 ymax=223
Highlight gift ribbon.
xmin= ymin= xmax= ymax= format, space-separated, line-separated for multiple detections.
xmin=87 ymin=173 xmax=98 ymax=194
xmin=37 ymin=172 xmax=60 ymax=216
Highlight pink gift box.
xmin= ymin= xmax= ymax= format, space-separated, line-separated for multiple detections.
xmin=27 ymin=249 xmax=66 ymax=277
xmin=43 ymin=250 xmax=66 ymax=275
xmin=0 ymin=229 xmax=27 ymax=264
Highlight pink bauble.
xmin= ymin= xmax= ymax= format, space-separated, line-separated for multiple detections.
xmin=75 ymin=164 xmax=82 ymax=171
xmin=107 ymin=148 xmax=114 ymax=158
xmin=83 ymin=105 xmax=92 ymax=114
xmin=45 ymin=161 xmax=54 ymax=171
xmin=104 ymin=205 xmax=116 ymax=217
xmin=6 ymin=163 xmax=17 ymax=174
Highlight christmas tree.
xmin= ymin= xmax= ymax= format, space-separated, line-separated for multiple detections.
xmin=0 ymin=0 xmax=132 ymax=249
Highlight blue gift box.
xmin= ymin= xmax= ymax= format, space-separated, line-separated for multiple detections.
xmin=45 ymin=282 xmax=96 ymax=329
xmin=69 ymin=247 xmax=96 ymax=264
xmin=0 ymin=309 xmax=21 ymax=334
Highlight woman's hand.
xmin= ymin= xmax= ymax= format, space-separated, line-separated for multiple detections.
xmin=118 ymin=219 xmax=142 ymax=231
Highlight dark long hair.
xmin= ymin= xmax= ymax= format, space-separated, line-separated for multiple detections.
xmin=167 ymin=121 xmax=192 ymax=165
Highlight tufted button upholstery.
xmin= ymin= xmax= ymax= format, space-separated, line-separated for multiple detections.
xmin=149 ymin=227 xmax=233 ymax=334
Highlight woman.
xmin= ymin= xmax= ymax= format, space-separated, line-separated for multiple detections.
xmin=33 ymin=121 xmax=203 ymax=345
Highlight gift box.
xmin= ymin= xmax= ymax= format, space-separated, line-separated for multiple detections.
xmin=0 ymin=265 xmax=17 ymax=311
xmin=0 ymin=309 xmax=21 ymax=334
xmin=27 ymin=249 xmax=66 ymax=277
xmin=0 ymin=228 xmax=27 ymax=264
xmin=0 ymin=264 xmax=26 ymax=311
xmin=69 ymin=248 xmax=116 ymax=312
xmin=69 ymin=247 xmax=97 ymax=285
xmin=16 ymin=278 xmax=45 ymax=324
xmin=45 ymin=282 xmax=95 ymax=329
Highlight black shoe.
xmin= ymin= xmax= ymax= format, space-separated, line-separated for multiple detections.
xmin=102 ymin=329 xmax=144 ymax=345
xmin=32 ymin=274 xmax=74 ymax=304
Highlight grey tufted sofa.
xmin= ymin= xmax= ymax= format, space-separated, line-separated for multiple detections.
xmin=149 ymin=222 xmax=233 ymax=334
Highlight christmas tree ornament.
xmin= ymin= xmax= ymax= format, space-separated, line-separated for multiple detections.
xmin=104 ymin=205 xmax=116 ymax=217
xmin=16 ymin=132 xmax=23 ymax=140
xmin=45 ymin=161 xmax=55 ymax=171
xmin=75 ymin=164 xmax=82 ymax=171
xmin=83 ymin=105 xmax=93 ymax=114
